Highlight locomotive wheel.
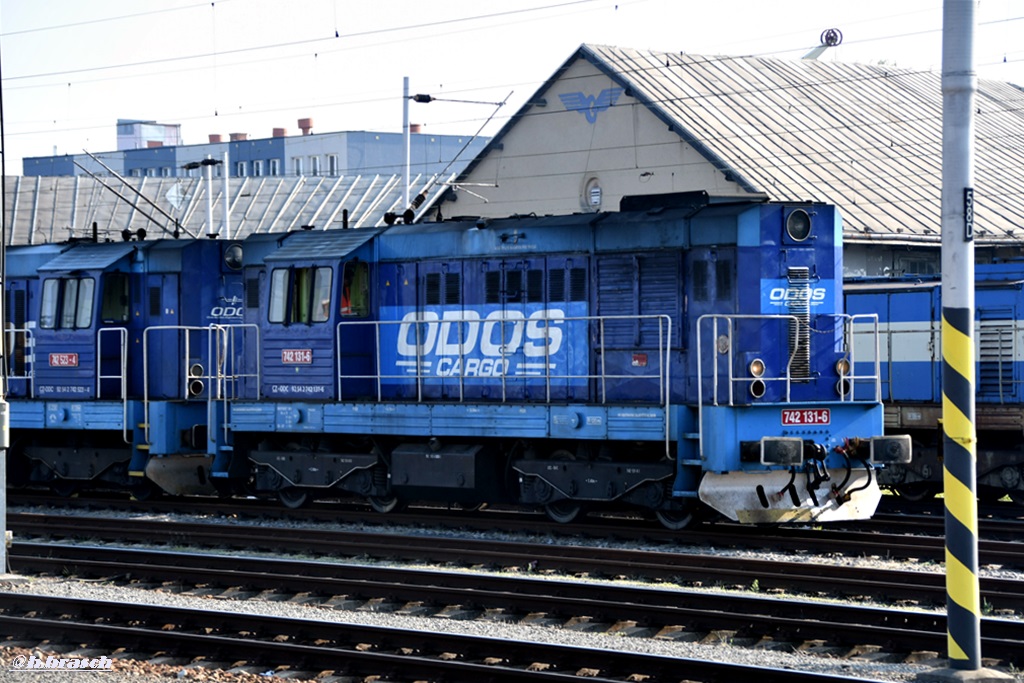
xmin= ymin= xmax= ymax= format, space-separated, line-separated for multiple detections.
xmin=655 ymin=508 xmax=695 ymax=531
xmin=544 ymin=500 xmax=583 ymax=524
xmin=369 ymin=495 xmax=401 ymax=514
xmin=543 ymin=448 xmax=583 ymax=523
xmin=129 ymin=480 xmax=163 ymax=502
xmin=978 ymin=487 xmax=1007 ymax=503
xmin=277 ymin=487 xmax=311 ymax=509
xmin=51 ymin=479 xmax=78 ymax=498
xmin=893 ymin=483 xmax=936 ymax=502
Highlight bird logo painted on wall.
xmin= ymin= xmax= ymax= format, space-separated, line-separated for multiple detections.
xmin=558 ymin=88 xmax=624 ymax=124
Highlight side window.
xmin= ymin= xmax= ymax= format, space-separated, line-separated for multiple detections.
xmin=269 ymin=269 xmax=288 ymax=322
xmin=312 ymin=267 xmax=333 ymax=322
xmin=61 ymin=279 xmax=80 ymax=328
xmin=41 ymin=279 xmax=59 ymax=329
xmin=101 ymin=273 xmax=130 ymax=323
xmin=340 ymin=261 xmax=368 ymax=316
xmin=76 ymin=279 xmax=96 ymax=328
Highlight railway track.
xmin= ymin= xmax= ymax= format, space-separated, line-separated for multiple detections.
xmin=12 ymin=497 xmax=1024 ymax=573
xmin=10 ymin=541 xmax=1024 ymax=668
xmin=7 ymin=513 xmax=1024 ymax=614
xmin=0 ymin=591 xmax=898 ymax=683
xmin=12 ymin=491 xmax=1024 ymax=551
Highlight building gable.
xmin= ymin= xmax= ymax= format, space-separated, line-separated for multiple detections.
xmin=446 ymin=48 xmax=749 ymax=219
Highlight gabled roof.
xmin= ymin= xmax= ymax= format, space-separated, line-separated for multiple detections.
xmin=454 ymin=44 xmax=1024 ymax=245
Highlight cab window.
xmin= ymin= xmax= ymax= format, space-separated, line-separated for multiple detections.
xmin=100 ymin=273 xmax=130 ymax=323
xmin=268 ymin=266 xmax=333 ymax=324
xmin=340 ymin=261 xmax=368 ymax=316
xmin=41 ymin=277 xmax=95 ymax=330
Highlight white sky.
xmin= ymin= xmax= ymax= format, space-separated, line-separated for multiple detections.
xmin=0 ymin=0 xmax=1020 ymax=171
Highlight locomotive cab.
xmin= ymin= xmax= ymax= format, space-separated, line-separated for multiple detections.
xmin=691 ymin=202 xmax=911 ymax=523
xmin=7 ymin=238 xmax=247 ymax=499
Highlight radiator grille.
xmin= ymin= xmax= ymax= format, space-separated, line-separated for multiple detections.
xmin=787 ymin=267 xmax=811 ymax=379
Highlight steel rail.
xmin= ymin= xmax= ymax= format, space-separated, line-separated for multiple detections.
xmin=9 ymin=541 xmax=1024 ymax=667
xmin=0 ymin=593 xmax=890 ymax=683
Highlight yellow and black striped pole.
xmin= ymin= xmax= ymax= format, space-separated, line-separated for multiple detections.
xmin=941 ymin=307 xmax=980 ymax=668
xmin=940 ymin=0 xmax=984 ymax=673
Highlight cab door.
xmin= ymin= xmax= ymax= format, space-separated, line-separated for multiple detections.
xmin=5 ymin=281 xmax=31 ymax=397
xmin=97 ymin=272 xmax=132 ymax=399
xmin=138 ymin=273 xmax=181 ymax=399
xmin=418 ymin=261 xmax=463 ymax=400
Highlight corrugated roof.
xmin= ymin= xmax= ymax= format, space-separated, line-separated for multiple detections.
xmin=2 ymin=172 xmax=453 ymax=246
xmin=264 ymin=227 xmax=384 ymax=262
xmin=38 ymin=242 xmax=138 ymax=272
xmin=581 ymin=45 xmax=1024 ymax=245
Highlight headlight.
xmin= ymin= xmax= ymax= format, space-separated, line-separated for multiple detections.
xmin=786 ymin=209 xmax=812 ymax=241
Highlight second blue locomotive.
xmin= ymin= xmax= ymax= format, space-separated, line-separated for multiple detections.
xmin=847 ymin=260 xmax=1024 ymax=504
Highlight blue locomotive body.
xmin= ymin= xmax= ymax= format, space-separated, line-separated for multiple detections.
xmin=846 ymin=261 xmax=1024 ymax=503
xmin=206 ymin=197 xmax=906 ymax=526
xmin=6 ymin=195 xmax=909 ymax=527
xmin=5 ymin=238 xmax=245 ymax=498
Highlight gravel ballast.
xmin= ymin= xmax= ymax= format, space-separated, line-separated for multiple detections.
xmin=2 ymin=505 xmax=1022 ymax=682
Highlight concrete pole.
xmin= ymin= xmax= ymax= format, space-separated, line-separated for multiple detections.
xmin=938 ymin=2 xmax=990 ymax=679
xmin=403 ymin=76 xmax=410 ymax=209
xmin=919 ymin=5 xmax=1013 ymax=681
xmin=0 ymin=40 xmax=10 ymax=577
xmin=206 ymin=155 xmax=215 ymax=238
xmin=223 ymin=150 xmax=230 ymax=238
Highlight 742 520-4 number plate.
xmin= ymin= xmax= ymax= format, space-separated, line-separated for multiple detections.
xmin=781 ymin=408 xmax=830 ymax=425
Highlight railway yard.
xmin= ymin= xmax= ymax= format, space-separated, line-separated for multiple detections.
xmin=1 ymin=495 xmax=1023 ymax=682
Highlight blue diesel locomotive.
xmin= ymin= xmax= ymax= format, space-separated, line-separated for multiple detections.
xmin=5 ymin=236 xmax=245 ymax=499
xmin=6 ymin=194 xmax=910 ymax=527
xmin=847 ymin=260 xmax=1024 ymax=504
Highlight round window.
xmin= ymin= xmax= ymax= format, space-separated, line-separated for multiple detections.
xmin=581 ymin=177 xmax=602 ymax=212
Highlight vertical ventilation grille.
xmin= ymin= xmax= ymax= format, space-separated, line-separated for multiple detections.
xmin=787 ymin=267 xmax=811 ymax=380
xmin=548 ymin=269 xmax=566 ymax=303
xmin=245 ymin=277 xmax=260 ymax=309
xmin=979 ymin=318 xmax=1014 ymax=400
xmin=149 ymin=286 xmax=162 ymax=317
xmin=444 ymin=272 xmax=461 ymax=305
xmin=12 ymin=289 xmax=26 ymax=326
xmin=526 ymin=269 xmax=544 ymax=303
xmin=425 ymin=273 xmax=441 ymax=305
xmin=485 ymin=271 xmax=501 ymax=304
xmin=569 ymin=268 xmax=587 ymax=301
